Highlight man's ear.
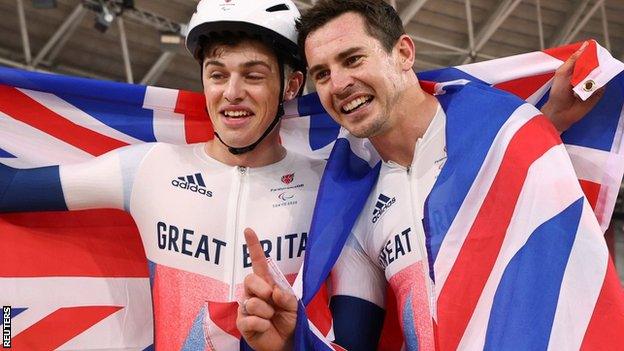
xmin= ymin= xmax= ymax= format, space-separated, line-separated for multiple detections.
xmin=394 ymin=34 xmax=416 ymax=71
xmin=284 ymin=71 xmax=305 ymax=101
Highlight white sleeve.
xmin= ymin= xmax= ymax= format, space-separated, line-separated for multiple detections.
xmin=59 ymin=143 xmax=155 ymax=211
xmin=330 ymin=232 xmax=386 ymax=309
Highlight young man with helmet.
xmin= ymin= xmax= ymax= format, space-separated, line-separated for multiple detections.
xmin=0 ymin=0 xmax=327 ymax=349
xmin=0 ymin=0 xmax=604 ymax=350
xmin=237 ymin=1 xmax=614 ymax=350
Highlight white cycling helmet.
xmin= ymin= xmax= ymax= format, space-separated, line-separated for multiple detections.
xmin=185 ymin=0 xmax=303 ymax=70
xmin=184 ymin=0 xmax=304 ymax=155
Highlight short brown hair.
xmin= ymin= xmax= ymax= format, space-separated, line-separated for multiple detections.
xmin=296 ymin=0 xmax=405 ymax=62
xmin=196 ymin=33 xmax=301 ymax=73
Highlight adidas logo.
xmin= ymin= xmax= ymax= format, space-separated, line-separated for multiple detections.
xmin=372 ymin=193 xmax=395 ymax=223
xmin=171 ymin=173 xmax=213 ymax=197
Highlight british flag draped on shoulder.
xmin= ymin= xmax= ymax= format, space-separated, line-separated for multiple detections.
xmin=0 ymin=41 xmax=622 ymax=350
xmin=294 ymin=41 xmax=624 ymax=350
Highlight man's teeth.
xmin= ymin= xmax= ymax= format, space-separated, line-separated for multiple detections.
xmin=224 ymin=110 xmax=251 ymax=117
xmin=343 ymin=96 xmax=371 ymax=112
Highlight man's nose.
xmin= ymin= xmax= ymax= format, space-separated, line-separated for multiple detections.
xmin=224 ymin=76 xmax=245 ymax=102
xmin=330 ymin=69 xmax=354 ymax=97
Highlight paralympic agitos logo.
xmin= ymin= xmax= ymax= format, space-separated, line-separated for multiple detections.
xmin=219 ymin=0 xmax=235 ymax=11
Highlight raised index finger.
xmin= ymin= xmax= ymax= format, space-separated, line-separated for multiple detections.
xmin=244 ymin=227 xmax=274 ymax=284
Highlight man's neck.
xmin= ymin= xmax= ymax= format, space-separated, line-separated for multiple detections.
xmin=369 ymin=88 xmax=439 ymax=167
xmin=204 ymin=131 xmax=286 ymax=168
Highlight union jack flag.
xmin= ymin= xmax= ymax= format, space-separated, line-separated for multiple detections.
xmin=0 ymin=41 xmax=623 ymax=350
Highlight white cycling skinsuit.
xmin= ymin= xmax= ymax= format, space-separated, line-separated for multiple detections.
xmin=330 ymin=106 xmax=446 ymax=350
xmin=1 ymin=142 xmax=325 ymax=350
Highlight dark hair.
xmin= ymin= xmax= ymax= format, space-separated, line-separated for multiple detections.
xmin=296 ymin=0 xmax=405 ymax=62
xmin=196 ymin=32 xmax=263 ymax=62
xmin=195 ymin=32 xmax=303 ymax=73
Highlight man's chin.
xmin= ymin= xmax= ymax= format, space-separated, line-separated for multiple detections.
xmin=348 ymin=131 xmax=367 ymax=139
xmin=223 ymin=140 xmax=254 ymax=149
xmin=346 ymin=124 xmax=378 ymax=139
xmin=214 ymin=125 xmax=279 ymax=150
xmin=214 ymin=134 xmax=253 ymax=148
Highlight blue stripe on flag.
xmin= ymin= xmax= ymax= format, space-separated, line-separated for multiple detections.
xmin=1 ymin=307 xmax=26 ymax=329
xmin=181 ymin=306 xmax=206 ymax=351
xmin=423 ymin=83 xmax=525 ymax=281
xmin=0 ymin=66 xmax=146 ymax=106
xmin=58 ymin=93 xmax=156 ymax=142
xmin=0 ymin=148 xmax=16 ymax=158
xmin=294 ymin=303 xmax=311 ymax=350
xmin=302 ymin=138 xmax=381 ymax=304
xmin=484 ymin=197 xmax=583 ymax=350
xmin=561 ymin=73 xmax=624 ymax=152
xmin=534 ymin=88 xmax=551 ymax=110
xmin=0 ymin=165 xmax=67 ymax=212
xmin=293 ymin=302 xmax=335 ymax=351
xmin=0 ymin=66 xmax=156 ymax=142
xmin=297 ymin=93 xmax=327 ymax=117
xmin=309 ymin=113 xmax=340 ymax=151
xmin=10 ymin=307 xmax=27 ymax=319
xmin=417 ymin=67 xmax=488 ymax=85
xmin=147 ymin=259 xmax=157 ymax=289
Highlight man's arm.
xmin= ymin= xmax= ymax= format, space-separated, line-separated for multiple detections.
xmin=0 ymin=164 xmax=67 ymax=212
xmin=0 ymin=143 xmax=154 ymax=213
xmin=328 ymin=234 xmax=386 ymax=350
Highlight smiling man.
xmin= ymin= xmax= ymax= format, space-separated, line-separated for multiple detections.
xmin=0 ymin=0 xmax=328 ymax=349
xmin=1 ymin=1 xmax=615 ymax=350
xmin=237 ymin=0 xmax=621 ymax=350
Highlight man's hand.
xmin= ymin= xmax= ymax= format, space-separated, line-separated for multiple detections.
xmin=541 ymin=41 xmax=605 ymax=132
xmin=236 ymin=228 xmax=298 ymax=351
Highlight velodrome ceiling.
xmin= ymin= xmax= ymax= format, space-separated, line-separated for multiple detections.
xmin=0 ymin=0 xmax=622 ymax=92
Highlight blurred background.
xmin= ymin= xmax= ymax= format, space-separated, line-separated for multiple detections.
xmin=0 ymin=0 xmax=623 ymax=281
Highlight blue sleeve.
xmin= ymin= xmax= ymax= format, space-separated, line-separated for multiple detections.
xmin=0 ymin=163 xmax=67 ymax=212
xmin=330 ymin=295 xmax=385 ymax=350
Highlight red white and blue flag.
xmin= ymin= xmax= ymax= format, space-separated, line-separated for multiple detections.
xmin=296 ymin=41 xmax=624 ymax=350
xmin=0 ymin=41 xmax=623 ymax=350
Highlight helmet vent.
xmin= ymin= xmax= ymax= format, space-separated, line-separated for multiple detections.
xmin=266 ymin=4 xmax=289 ymax=12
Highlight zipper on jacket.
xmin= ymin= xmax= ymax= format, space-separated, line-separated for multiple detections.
xmin=228 ymin=165 xmax=248 ymax=301
xmin=406 ymin=164 xmax=437 ymax=318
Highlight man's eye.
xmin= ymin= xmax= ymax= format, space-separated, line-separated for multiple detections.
xmin=315 ymin=70 xmax=329 ymax=82
xmin=209 ymin=72 xmax=225 ymax=80
xmin=345 ymin=55 xmax=363 ymax=66
xmin=246 ymin=74 xmax=265 ymax=81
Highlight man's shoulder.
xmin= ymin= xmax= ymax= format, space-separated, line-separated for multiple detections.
xmin=439 ymin=81 xmax=543 ymax=139
xmin=287 ymin=150 xmax=327 ymax=174
xmin=442 ymin=80 xmax=529 ymax=109
xmin=128 ymin=142 xmax=198 ymax=159
xmin=113 ymin=142 xmax=207 ymax=174
xmin=137 ymin=141 xmax=194 ymax=153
